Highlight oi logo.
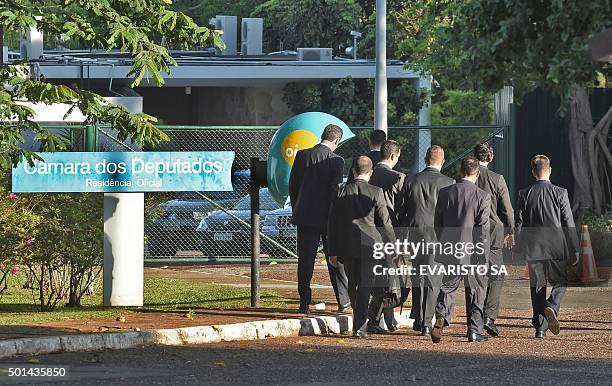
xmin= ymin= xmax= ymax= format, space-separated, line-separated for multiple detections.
xmin=281 ymin=130 xmax=318 ymax=166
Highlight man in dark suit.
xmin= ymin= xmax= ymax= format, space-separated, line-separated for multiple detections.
xmin=289 ymin=124 xmax=350 ymax=314
xmin=347 ymin=129 xmax=386 ymax=182
xmin=516 ymin=155 xmax=579 ymax=338
xmin=431 ymin=157 xmax=491 ymax=343
xmin=473 ymin=143 xmax=515 ymax=337
xmin=400 ymin=145 xmax=454 ymax=336
xmin=365 ymin=140 xmax=407 ymax=334
xmin=328 ymin=156 xmax=396 ymax=338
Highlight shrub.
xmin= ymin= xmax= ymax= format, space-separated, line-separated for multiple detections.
xmin=583 ymin=210 xmax=612 ymax=265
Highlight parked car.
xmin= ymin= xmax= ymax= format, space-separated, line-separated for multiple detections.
xmin=261 ymin=205 xmax=298 ymax=256
xmin=196 ymin=188 xmax=281 ymax=257
xmin=145 ymin=170 xmax=250 ymax=257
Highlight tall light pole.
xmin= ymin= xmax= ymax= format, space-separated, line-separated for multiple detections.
xmin=374 ymin=0 xmax=387 ymax=134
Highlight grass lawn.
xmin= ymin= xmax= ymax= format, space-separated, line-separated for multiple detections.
xmin=0 ymin=271 xmax=292 ymax=326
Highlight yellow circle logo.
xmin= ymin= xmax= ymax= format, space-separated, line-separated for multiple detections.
xmin=281 ymin=130 xmax=318 ymax=165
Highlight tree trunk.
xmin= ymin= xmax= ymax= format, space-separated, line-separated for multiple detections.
xmin=568 ymin=84 xmax=612 ymax=218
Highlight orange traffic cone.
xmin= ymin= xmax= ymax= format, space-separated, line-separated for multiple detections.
xmin=578 ymin=224 xmax=601 ymax=283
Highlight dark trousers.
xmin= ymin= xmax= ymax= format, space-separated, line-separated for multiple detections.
xmin=366 ymin=286 xmax=409 ymax=329
xmin=411 ymin=256 xmax=442 ymax=328
xmin=297 ymin=225 xmax=350 ymax=308
xmin=343 ymin=257 xmax=373 ymax=333
xmin=435 ymin=268 xmax=488 ymax=334
xmin=484 ymin=248 xmax=504 ymax=321
xmin=528 ymin=259 xmax=567 ymax=331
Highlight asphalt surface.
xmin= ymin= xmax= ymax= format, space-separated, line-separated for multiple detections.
xmin=2 ymin=327 xmax=611 ymax=386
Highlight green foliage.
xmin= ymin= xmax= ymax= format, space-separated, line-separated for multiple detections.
xmin=283 ymin=77 xmax=423 ymax=127
xmin=0 ymin=0 xmax=223 ymax=168
xmin=174 ymin=0 xmax=267 ymax=28
xmin=0 ymin=176 xmax=103 ymax=310
xmin=584 ymin=210 xmax=612 ymax=261
xmin=399 ymin=0 xmax=612 ymax=100
xmin=252 ymin=0 xmax=361 ymax=53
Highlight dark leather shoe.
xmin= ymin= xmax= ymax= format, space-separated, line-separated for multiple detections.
xmin=484 ymin=318 xmax=499 ymax=337
xmin=421 ymin=326 xmax=432 ymax=336
xmin=412 ymin=322 xmax=422 ymax=332
xmin=431 ymin=316 xmax=445 ymax=343
xmin=535 ymin=330 xmax=546 ymax=339
xmin=544 ymin=307 xmax=560 ymax=335
xmin=298 ymin=306 xmax=310 ymax=314
xmin=387 ymin=321 xmax=398 ymax=333
xmin=366 ymin=324 xmax=386 ymax=334
xmin=352 ymin=330 xmax=369 ymax=339
xmin=467 ymin=332 xmax=488 ymax=342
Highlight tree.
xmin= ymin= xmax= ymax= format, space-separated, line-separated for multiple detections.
xmin=0 ymin=0 xmax=222 ymax=168
xmin=401 ymin=0 xmax=612 ymax=216
xmin=252 ymin=0 xmax=361 ymax=53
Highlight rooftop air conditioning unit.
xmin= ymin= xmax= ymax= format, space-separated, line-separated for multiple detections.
xmin=297 ymin=48 xmax=333 ymax=61
xmin=210 ymin=15 xmax=237 ymax=55
xmin=241 ymin=18 xmax=263 ymax=55
xmin=19 ymin=17 xmax=43 ymax=60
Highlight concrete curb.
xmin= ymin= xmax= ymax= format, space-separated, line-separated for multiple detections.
xmin=0 ymin=312 xmax=413 ymax=360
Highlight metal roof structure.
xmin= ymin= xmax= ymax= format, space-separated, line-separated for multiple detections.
xmin=20 ymin=50 xmax=421 ymax=87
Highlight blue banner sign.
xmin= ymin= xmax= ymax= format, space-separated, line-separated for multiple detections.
xmin=12 ymin=151 xmax=235 ymax=192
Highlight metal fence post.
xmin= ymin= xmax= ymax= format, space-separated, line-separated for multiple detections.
xmin=250 ymin=157 xmax=261 ymax=307
xmin=85 ymin=125 xmax=97 ymax=151
xmin=508 ymin=104 xmax=517 ymax=205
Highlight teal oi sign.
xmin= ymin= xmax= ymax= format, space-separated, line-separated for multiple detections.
xmin=12 ymin=151 xmax=235 ymax=192
xmin=266 ymin=112 xmax=355 ymax=206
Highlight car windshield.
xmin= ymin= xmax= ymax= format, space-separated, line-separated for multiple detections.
xmin=233 ymin=189 xmax=279 ymax=211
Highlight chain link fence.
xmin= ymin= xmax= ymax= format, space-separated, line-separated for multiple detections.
xmin=92 ymin=124 xmax=508 ymax=261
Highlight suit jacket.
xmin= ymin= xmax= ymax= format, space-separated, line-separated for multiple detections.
xmin=289 ymin=143 xmax=344 ymax=231
xmin=347 ymin=150 xmax=382 ymax=183
xmin=401 ymin=167 xmax=455 ymax=243
xmin=369 ymin=163 xmax=406 ymax=226
xmin=434 ymin=180 xmax=491 ymax=264
xmin=327 ymin=179 xmax=395 ymax=262
xmin=476 ymin=165 xmax=515 ymax=249
xmin=516 ymin=180 xmax=579 ymax=261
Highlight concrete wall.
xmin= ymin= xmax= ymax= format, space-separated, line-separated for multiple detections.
xmin=136 ymin=86 xmax=293 ymax=126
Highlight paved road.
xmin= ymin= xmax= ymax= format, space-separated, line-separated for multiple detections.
xmin=2 ymin=326 xmax=611 ymax=385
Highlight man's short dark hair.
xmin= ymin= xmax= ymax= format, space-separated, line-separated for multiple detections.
xmin=461 ymin=156 xmax=480 ymax=177
xmin=380 ymin=140 xmax=401 ymax=161
xmin=474 ymin=142 xmax=494 ymax=163
xmin=321 ymin=124 xmax=343 ymax=142
xmin=369 ymin=129 xmax=387 ymax=147
xmin=531 ymin=154 xmax=551 ymax=177
xmin=353 ymin=155 xmax=373 ymax=176
xmin=425 ymin=145 xmax=444 ymax=165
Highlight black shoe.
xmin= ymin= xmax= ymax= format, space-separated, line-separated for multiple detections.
xmin=338 ymin=303 xmax=352 ymax=313
xmin=544 ymin=307 xmax=560 ymax=335
xmin=352 ymin=330 xmax=369 ymax=339
xmin=431 ymin=316 xmax=445 ymax=343
xmin=421 ymin=326 xmax=432 ymax=336
xmin=484 ymin=318 xmax=499 ymax=337
xmin=387 ymin=321 xmax=399 ymax=333
xmin=366 ymin=324 xmax=386 ymax=334
xmin=467 ymin=332 xmax=488 ymax=342
xmin=412 ymin=322 xmax=422 ymax=332
xmin=535 ymin=330 xmax=546 ymax=339
xmin=298 ymin=305 xmax=310 ymax=314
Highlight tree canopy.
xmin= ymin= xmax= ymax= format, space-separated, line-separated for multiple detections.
xmin=0 ymin=0 xmax=222 ymax=168
xmin=401 ymin=0 xmax=612 ymax=215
